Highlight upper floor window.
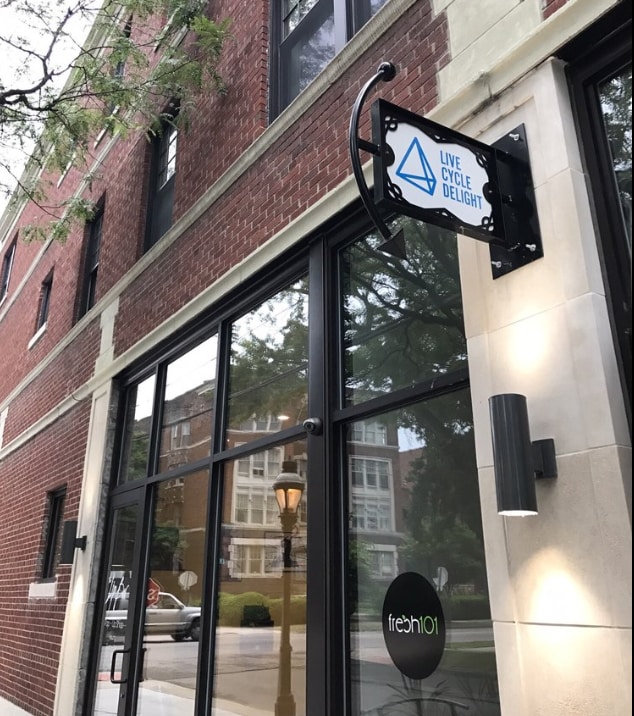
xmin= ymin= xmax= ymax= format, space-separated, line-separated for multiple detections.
xmin=270 ymin=0 xmax=390 ymax=117
xmin=36 ymin=270 xmax=54 ymax=332
xmin=0 ymin=237 xmax=16 ymax=302
xmin=107 ymin=16 xmax=133 ymax=116
xmin=78 ymin=207 xmax=103 ymax=318
xmin=145 ymin=106 xmax=179 ymax=250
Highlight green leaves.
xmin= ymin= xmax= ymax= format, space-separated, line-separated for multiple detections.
xmin=1 ymin=0 xmax=232 ymax=241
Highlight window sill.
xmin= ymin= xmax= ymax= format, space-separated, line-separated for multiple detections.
xmin=28 ymin=579 xmax=58 ymax=599
xmin=28 ymin=322 xmax=47 ymax=350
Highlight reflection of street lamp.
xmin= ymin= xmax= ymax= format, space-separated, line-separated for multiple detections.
xmin=272 ymin=460 xmax=305 ymax=716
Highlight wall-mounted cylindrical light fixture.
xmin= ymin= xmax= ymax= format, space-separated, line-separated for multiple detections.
xmin=489 ymin=394 xmax=557 ymax=516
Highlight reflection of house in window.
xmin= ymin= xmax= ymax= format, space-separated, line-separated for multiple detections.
xmin=351 ymin=420 xmax=387 ymax=445
xmin=233 ymin=447 xmax=285 ymax=525
xmin=234 ymin=487 xmax=279 ymax=526
xmin=156 ymin=478 xmax=185 ymax=526
xmin=225 ymin=442 xmax=308 ymax=580
xmin=369 ymin=547 xmax=397 ymax=579
xmin=158 ymin=378 xmax=214 ymax=472
xmin=229 ymin=539 xmax=281 ymax=578
xmin=171 ymin=421 xmax=191 ymax=450
xmin=349 ymin=415 xmax=406 ymax=580
xmin=239 ymin=414 xmax=283 ymax=433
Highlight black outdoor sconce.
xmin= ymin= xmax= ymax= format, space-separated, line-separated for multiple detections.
xmin=59 ymin=520 xmax=87 ymax=564
xmin=489 ymin=394 xmax=557 ymax=516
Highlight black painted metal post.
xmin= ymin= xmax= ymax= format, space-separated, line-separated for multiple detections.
xmin=275 ymin=517 xmax=297 ymax=716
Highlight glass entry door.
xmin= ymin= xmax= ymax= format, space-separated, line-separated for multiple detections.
xmin=93 ymin=499 xmax=144 ymax=716
xmin=92 ymin=470 xmax=210 ymax=716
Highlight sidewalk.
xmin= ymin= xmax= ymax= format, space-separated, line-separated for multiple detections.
xmin=95 ymin=681 xmax=272 ymax=716
xmin=0 ymin=697 xmax=31 ymax=716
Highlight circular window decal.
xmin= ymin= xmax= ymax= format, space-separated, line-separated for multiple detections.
xmin=382 ymin=571 xmax=446 ymax=679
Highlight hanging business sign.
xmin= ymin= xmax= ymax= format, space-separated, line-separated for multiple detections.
xmin=349 ymin=62 xmax=544 ymax=277
xmin=372 ymin=99 xmax=504 ymax=244
xmin=382 ymin=571 xmax=446 ymax=679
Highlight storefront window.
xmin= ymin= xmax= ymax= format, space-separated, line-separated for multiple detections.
xmin=158 ymin=336 xmax=217 ymax=473
xmin=226 ymin=276 xmax=309 ymax=446
xmin=213 ymin=439 xmax=308 ymax=715
xmin=340 ymin=216 xmax=498 ymax=715
xmin=599 ymin=65 xmax=632 ymax=250
xmin=341 ymin=219 xmax=467 ymax=406
xmin=564 ymin=12 xmax=632 ymax=429
xmin=346 ymin=395 xmax=499 ymax=716
xmin=137 ymin=470 xmax=209 ymax=716
xmin=119 ymin=374 xmax=156 ymax=483
xmin=95 ymin=209 xmax=497 ymax=716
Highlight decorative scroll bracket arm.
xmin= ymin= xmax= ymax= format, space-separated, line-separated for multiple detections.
xmin=349 ymin=61 xmax=406 ymax=259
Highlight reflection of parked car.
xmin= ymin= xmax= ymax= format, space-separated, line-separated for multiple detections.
xmin=104 ymin=592 xmax=201 ymax=644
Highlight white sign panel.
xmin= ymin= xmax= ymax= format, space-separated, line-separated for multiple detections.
xmin=386 ymin=121 xmax=492 ymax=227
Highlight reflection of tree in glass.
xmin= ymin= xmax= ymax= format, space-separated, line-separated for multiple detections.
xmin=342 ymin=217 xmax=467 ymax=404
xmin=400 ymin=391 xmax=488 ymax=599
xmin=150 ymin=526 xmax=182 ymax=571
xmin=228 ymin=278 xmax=309 ymax=425
xmin=296 ymin=18 xmax=335 ymax=93
xmin=600 ymin=67 xmax=632 ymax=237
xmin=125 ymin=431 xmax=150 ymax=480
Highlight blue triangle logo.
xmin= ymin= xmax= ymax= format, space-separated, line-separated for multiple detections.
xmin=395 ymin=138 xmax=437 ymax=195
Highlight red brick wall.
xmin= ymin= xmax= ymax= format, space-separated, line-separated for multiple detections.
xmin=1 ymin=324 xmax=100 ymax=445
xmin=0 ymin=402 xmax=90 ymax=715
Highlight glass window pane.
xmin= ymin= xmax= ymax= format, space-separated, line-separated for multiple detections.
xmin=213 ymin=440 xmax=307 ymax=715
xmin=119 ymin=375 xmax=156 ymax=483
xmin=346 ymin=392 xmax=500 ymax=716
xmin=158 ymin=125 xmax=178 ymax=188
xmin=283 ymin=0 xmax=320 ymax=35
xmin=158 ymin=336 xmax=217 ymax=473
xmin=599 ymin=65 xmax=632 ymax=251
xmin=94 ymin=504 xmax=139 ymax=711
xmin=341 ymin=218 xmax=467 ymax=406
xmin=137 ymin=469 xmax=209 ymax=716
xmin=286 ymin=15 xmax=335 ymax=100
xmin=226 ymin=277 xmax=309 ymax=448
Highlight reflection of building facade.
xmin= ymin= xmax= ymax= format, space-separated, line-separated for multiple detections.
xmin=349 ymin=420 xmax=405 ymax=581
xmin=0 ymin=2 xmax=631 ymax=716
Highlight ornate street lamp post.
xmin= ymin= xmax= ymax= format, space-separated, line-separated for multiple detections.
xmin=272 ymin=461 xmax=305 ymax=716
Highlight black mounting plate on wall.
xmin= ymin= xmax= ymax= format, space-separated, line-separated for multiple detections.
xmin=489 ymin=125 xmax=544 ymax=279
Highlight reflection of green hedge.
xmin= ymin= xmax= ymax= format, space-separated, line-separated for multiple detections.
xmin=218 ymin=592 xmax=306 ymax=627
xmin=218 ymin=592 xmax=269 ymax=626
xmin=268 ymin=596 xmax=306 ymax=626
xmin=445 ymin=595 xmax=491 ymax=621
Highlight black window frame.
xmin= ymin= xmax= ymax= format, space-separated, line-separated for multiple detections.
xmin=36 ymin=269 xmax=54 ymax=332
xmin=78 ymin=203 xmax=104 ymax=319
xmin=144 ymin=103 xmax=180 ymax=251
xmin=41 ymin=487 xmax=66 ymax=579
xmin=90 ymin=202 xmax=482 ymax=716
xmin=0 ymin=236 xmax=16 ymax=302
xmin=561 ymin=2 xmax=632 ymax=433
xmin=270 ymin=0 xmax=389 ymax=119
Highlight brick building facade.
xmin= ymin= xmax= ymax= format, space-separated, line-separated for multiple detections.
xmin=0 ymin=1 xmax=631 ymax=715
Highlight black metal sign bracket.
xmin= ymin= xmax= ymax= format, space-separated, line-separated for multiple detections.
xmin=348 ymin=61 xmax=406 ymax=259
xmin=490 ymin=126 xmax=544 ymax=278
